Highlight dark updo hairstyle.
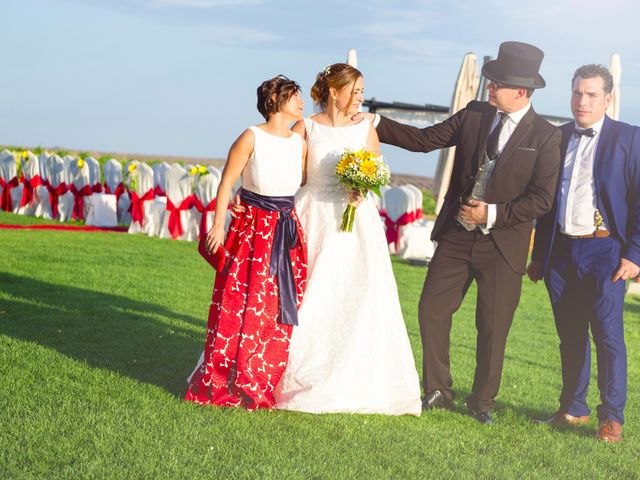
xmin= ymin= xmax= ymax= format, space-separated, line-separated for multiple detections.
xmin=256 ymin=75 xmax=301 ymax=120
xmin=310 ymin=63 xmax=363 ymax=110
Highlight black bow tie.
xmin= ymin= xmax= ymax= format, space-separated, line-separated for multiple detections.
xmin=573 ymin=128 xmax=595 ymax=138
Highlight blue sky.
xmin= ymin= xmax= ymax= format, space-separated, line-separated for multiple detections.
xmin=2 ymin=0 xmax=639 ymax=176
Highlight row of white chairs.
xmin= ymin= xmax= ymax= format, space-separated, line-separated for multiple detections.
xmin=0 ymin=150 xmax=223 ymax=241
xmin=1 ymin=149 xmax=434 ymax=259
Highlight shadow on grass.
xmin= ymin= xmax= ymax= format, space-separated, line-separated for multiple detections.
xmin=0 ymin=272 xmax=204 ymax=397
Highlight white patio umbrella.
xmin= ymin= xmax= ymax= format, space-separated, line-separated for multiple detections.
xmin=346 ymin=49 xmax=361 ymax=112
xmin=347 ymin=49 xmax=358 ymax=68
xmin=607 ymin=54 xmax=621 ymax=120
xmin=433 ymin=53 xmax=479 ymax=214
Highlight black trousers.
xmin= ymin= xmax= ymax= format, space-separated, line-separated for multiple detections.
xmin=418 ymin=224 xmax=523 ymax=412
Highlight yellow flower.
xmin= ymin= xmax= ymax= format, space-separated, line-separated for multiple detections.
xmin=189 ymin=166 xmax=199 ymax=175
xmin=198 ymin=165 xmax=207 ymax=174
xmin=77 ymin=158 xmax=85 ymax=169
xmin=22 ymin=151 xmax=31 ymax=161
xmin=336 ymin=155 xmax=355 ymax=175
xmin=359 ymin=159 xmax=377 ymax=178
xmin=128 ymin=163 xmax=137 ymax=173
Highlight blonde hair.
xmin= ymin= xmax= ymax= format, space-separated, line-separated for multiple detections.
xmin=310 ymin=63 xmax=362 ymax=110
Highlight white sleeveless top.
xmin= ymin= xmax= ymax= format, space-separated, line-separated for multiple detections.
xmin=302 ymin=117 xmax=370 ymax=193
xmin=241 ymin=126 xmax=303 ymax=196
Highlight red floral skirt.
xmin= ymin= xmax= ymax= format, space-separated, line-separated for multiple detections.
xmin=185 ymin=202 xmax=307 ymax=409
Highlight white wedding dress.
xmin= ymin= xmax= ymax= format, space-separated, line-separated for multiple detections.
xmin=274 ymin=117 xmax=422 ymax=415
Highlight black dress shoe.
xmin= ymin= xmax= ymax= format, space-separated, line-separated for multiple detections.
xmin=422 ymin=390 xmax=453 ymax=411
xmin=471 ymin=410 xmax=493 ymax=425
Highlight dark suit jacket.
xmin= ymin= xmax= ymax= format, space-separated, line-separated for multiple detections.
xmin=532 ymin=116 xmax=640 ymax=274
xmin=377 ymin=100 xmax=562 ymax=274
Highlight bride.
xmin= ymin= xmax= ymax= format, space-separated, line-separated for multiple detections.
xmin=274 ymin=63 xmax=422 ymax=415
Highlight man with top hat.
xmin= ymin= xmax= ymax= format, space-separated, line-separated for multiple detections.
xmin=527 ymin=64 xmax=640 ymax=442
xmin=356 ymin=41 xmax=562 ymax=423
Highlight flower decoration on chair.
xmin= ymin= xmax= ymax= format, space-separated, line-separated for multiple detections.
xmin=189 ymin=164 xmax=210 ymax=192
xmin=127 ymin=162 xmax=138 ymax=192
xmin=334 ymin=149 xmax=390 ymax=232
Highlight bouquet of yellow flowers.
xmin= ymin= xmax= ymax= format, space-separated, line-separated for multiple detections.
xmin=334 ymin=148 xmax=390 ymax=232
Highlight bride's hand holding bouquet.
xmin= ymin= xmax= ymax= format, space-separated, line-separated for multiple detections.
xmin=334 ymin=148 xmax=390 ymax=232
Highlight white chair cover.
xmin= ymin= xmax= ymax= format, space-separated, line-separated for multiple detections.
xmin=0 ymin=150 xmax=23 ymax=214
xmin=152 ymin=162 xmax=171 ymax=195
xmin=85 ymin=194 xmax=118 ymax=227
xmin=396 ymin=219 xmax=436 ymax=261
xmin=104 ymin=159 xmax=123 ymax=193
xmin=158 ymin=165 xmax=196 ymax=241
xmin=49 ymin=155 xmax=74 ymax=221
xmin=383 ymin=186 xmax=414 ymax=254
xmin=68 ymin=157 xmax=92 ymax=222
xmin=34 ymin=153 xmax=53 ymax=219
xmin=85 ymin=156 xmax=102 ymax=191
xmin=128 ymin=162 xmax=155 ymax=234
xmin=16 ymin=152 xmax=40 ymax=216
xmin=404 ymin=184 xmax=423 ymax=221
xmin=143 ymin=162 xmax=173 ymax=236
xmin=62 ymin=155 xmax=75 ymax=185
xmin=84 ymin=157 xmax=118 ymax=227
xmin=193 ymin=166 xmax=221 ymax=238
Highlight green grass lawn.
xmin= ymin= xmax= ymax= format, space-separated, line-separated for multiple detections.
xmin=1 ymin=211 xmax=639 ymax=479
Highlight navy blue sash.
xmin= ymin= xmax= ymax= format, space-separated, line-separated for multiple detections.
xmin=240 ymin=188 xmax=299 ymax=326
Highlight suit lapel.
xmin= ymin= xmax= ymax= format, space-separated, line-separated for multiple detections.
xmin=490 ymin=106 xmax=536 ymax=177
xmin=473 ymin=106 xmax=497 ymax=171
xmin=593 ymin=115 xmax=613 ymax=194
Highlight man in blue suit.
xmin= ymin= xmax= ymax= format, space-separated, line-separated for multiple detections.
xmin=528 ymin=64 xmax=640 ymax=443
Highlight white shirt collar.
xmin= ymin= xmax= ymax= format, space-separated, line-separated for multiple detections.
xmin=574 ymin=116 xmax=605 ymax=134
xmin=498 ymin=102 xmax=531 ymax=124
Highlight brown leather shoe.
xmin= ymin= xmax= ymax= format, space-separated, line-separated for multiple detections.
xmin=535 ymin=411 xmax=590 ymax=426
xmin=597 ymin=420 xmax=622 ymax=443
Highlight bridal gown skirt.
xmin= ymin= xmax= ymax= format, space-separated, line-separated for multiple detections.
xmin=275 ymin=185 xmax=422 ymax=416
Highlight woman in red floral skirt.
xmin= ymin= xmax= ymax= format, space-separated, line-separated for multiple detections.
xmin=185 ymin=76 xmax=307 ymax=409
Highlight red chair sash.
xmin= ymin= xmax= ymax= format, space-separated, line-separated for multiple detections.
xmin=104 ymin=182 xmax=126 ymax=204
xmin=129 ymin=189 xmax=156 ymax=226
xmin=70 ymin=184 xmax=93 ymax=221
xmin=92 ymin=183 xmax=103 ymax=193
xmin=194 ymin=197 xmax=216 ymax=239
xmin=19 ymin=175 xmax=45 ymax=208
xmin=166 ymin=195 xmax=195 ymax=239
xmin=0 ymin=177 xmax=20 ymax=212
xmin=47 ymin=182 xmax=69 ymax=219
xmin=380 ymin=210 xmax=414 ymax=249
xmin=154 ymin=185 xmax=166 ymax=197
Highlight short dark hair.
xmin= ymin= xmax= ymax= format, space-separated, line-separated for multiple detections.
xmin=525 ymin=87 xmax=535 ymax=98
xmin=256 ymin=75 xmax=301 ymax=120
xmin=572 ymin=64 xmax=613 ymax=94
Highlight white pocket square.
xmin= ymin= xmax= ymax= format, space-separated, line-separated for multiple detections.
xmin=517 ymin=147 xmax=537 ymax=151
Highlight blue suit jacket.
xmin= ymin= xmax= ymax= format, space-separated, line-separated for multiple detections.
xmin=532 ymin=115 xmax=640 ymax=274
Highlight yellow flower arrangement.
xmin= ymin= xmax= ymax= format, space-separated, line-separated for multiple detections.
xmin=127 ymin=163 xmax=137 ymax=173
xmin=334 ymin=148 xmax=390 ymax=232
xmin=189 ymin=165 xmax=199 ymax=175
xmin=198 ymin=165 xmax=207 ymax=175
xmin=77 ymin=158 xmax=86 ymax=169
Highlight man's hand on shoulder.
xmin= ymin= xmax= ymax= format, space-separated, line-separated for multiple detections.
xmin=352 ymin=112 xmax=376 ymax=124
xmin=612 ymin=258 xmax=640 ymax=282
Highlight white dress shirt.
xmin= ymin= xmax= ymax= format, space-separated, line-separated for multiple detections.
xmin=557 ymin=117 xmax=605 ymax=235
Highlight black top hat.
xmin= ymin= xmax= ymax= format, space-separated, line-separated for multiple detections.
xmin=482 ymin=41 xmax=546 ymax=89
